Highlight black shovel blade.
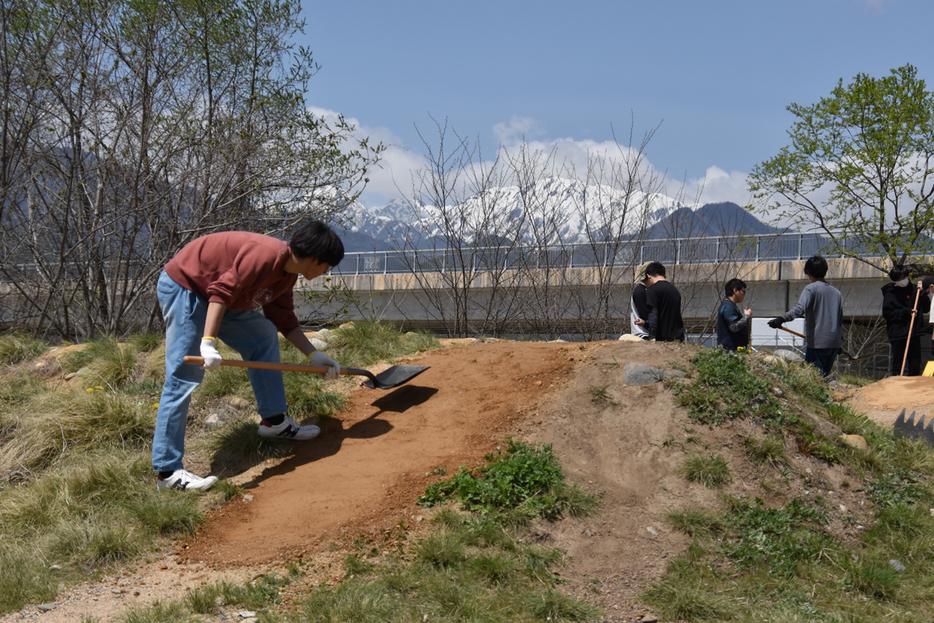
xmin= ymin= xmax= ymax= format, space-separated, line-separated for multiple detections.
xmin=362 ymin=365 xmax=430 ymax=389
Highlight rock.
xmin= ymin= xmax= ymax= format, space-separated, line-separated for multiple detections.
xmin=37 ymin=604 xmax=56 ymax=612
xmin=640 ymin=616 xmax=659 ymax=623
xmin=204 ymin=409 xmax=235 ymax=429
xmin=228 ymin=397 xmax=251 ymax=410
xmin=310 ymin=337 xmax=329 ymax=351
xmin=618 ymin=334 xmax=645 ymax=342
xmin=889 ymin=559 xmax=906 ymax=572
xmin=316 ymin=328 xmax=332 ymax=342
xmin=339 ymin=322 xmax=355 ymax=330
xmin=622 ymin=363 xmax=685 ymax=385
xmin=839 ymin=434 xmax=867 ymax=451
xmin=239 ymin=611 xmax=257 ymax=619
xmin=772 ymin=349 xmax=804 ymax=362
xmin=646 ymin=526 xmax=659 ymax=536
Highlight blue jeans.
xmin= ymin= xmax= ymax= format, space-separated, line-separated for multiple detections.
xmin=152 ymin=271 xmax=288 ymax=472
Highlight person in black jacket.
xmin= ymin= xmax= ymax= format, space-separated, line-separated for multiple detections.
xmin=644 ymin=262 xmax=685 ymax=342
xmin=882 ymin=265 xmax=931 ymax=376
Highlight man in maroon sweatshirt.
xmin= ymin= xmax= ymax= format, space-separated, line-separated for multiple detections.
xmin=153 ymin=221 xmax=344 ymax=491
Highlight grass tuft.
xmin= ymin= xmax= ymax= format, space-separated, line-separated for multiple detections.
xmin=680 ymin=453 xmax=731 ymax=488
xmin=326 ymin=319 xmax=440 ymax=368
xmin=0 ymin=332 xmax=49 ymax=366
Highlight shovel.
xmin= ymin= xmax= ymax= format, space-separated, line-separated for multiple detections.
xmin=893 ymin=408 xmax=934 ymax=447
xmin=777 ymin=326 xmax=868 ymax=362
xmin=182 ymin=356 xmax=429 ymax=390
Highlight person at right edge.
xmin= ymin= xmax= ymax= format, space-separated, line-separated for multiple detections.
xmin=767 ymin=255 xmax=843 ymax=379
xmin=882 ymin=265 xmax=930 ymax=377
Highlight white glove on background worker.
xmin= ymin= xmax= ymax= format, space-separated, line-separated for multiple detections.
xmin=200 ymin=337 xmax=222 ymax=370
xmin=309 ymin=351 xmax=340 ymax=380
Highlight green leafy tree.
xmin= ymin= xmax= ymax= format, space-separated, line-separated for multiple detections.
xmin=748 ymin=64 xmax=934 ymax=270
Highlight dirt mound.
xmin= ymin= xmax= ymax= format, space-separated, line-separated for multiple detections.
xmin=179 ymin=340 xmax=596 ymax=567
xmin=3 ymin=339 xmax=898 ymax=622
xmin=841 ymin=375 xmax=934 ymax=428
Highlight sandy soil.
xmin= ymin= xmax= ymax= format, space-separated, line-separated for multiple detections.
xmin=841 ymin=375 xmax=934 ymax=428
xmin=2 ymin=340 xmax=926 ymax=623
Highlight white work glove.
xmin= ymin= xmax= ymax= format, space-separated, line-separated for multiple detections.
xmin=309 ymin=351 xmax=340 ymax=380
xmin=200 ymin=338 xmax=222 ymax=371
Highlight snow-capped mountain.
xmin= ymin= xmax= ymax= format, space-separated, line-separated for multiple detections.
xmin=336 ymin=177 xmax=698 ymax=252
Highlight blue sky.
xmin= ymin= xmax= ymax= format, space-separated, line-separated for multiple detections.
xmin=299 ymin=0 xmax=933 ymax=208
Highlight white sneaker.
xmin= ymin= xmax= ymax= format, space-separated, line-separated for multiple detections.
xmin=157 ymin=469 xmax=218 ymax=492
xmin=258 ymin=415 xmax=320 ymax=441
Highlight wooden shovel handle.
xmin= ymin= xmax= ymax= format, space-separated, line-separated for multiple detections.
xmin=182 ymin=356 xmax=370 ymax=380
xmin=778 ymin=325 xmax=807 ymax=340
xmin=900 ymin=280 xmax=923 ymax=376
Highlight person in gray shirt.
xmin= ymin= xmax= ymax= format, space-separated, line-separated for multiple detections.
xmin=768 ymin=255 xmax=843 ymax=378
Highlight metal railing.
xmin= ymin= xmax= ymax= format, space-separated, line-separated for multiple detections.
xmin=331 ymin=231 xmax=853 ymax=277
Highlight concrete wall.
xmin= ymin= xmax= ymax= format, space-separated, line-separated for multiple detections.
xmin=297 ymin=257 xmax=894 ymax=329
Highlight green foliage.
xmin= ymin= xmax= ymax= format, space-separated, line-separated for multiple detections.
xmin=762 ymin=356 xmax=833 ymax=408
xmin=282 ymin=373 xmax=347 ymax=419
xmin=0 ymin=450 xmax=208 ymax=614
xmin=0 ymin=543 xmax=59 ymax=614
xmin=128 ymin=332 xmax=163 ymax=354
xmin=326 ymin=320 xmax=440 ymax=368
xmin=680 ymin=453 xmax=732 ymax=488
xmin=743 ymin=435 xmax=788 ymax=467
xmin=120 ymin=600 xmax=193 ymax=623
xmin=841 ymin=555 xmax=902 ymax=601
xmin=587 ymin=384 xmax=614 ymax=405
xmin=669 ymin=348 xmax=783 ymax=426
xmin=206 ymin=419 xmax=298 ymax=465
xmin=297 ymin=507 xmax=594 ymax=623
xmin=0 ymin=370 xmax=45 ymax=408
xmin=863 ymin=471 xmax=927 ymax=508
xmin=643 ymin=578 xmax=734 ymax=622
xmin=666 ymin=506 xmax=725 ymax=538
xmin=748 ymin=64 xmax=934 ymax=268
xmin=0 ymin=332 xmax=49 ymax=365
xmin=417 ymin=440 xmax=597 ymax=523
xmin=525 ymin=589 xmax=602 ymax=622
xmin=721 ymin=497 xmax=833 ymax=577
xmin=0 ymin=387 xmax=155 ymax=474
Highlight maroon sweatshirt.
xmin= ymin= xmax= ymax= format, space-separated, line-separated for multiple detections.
xmin=164 ymin=232 xmax=299 ymax=334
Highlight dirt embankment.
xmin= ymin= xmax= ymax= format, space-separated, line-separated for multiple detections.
xmin=3 ymin=339 xmax=917 ymax=623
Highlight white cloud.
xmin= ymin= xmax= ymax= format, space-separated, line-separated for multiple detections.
xmin=688 ymin=166 xmax=753 ymax=207
xmin=307 ymin=107 xmax=427 ymax=205
xmin=493 ymin=116 xmax=546 ymax=144
xmin=309 ymin=108 xmax=754 ymax=211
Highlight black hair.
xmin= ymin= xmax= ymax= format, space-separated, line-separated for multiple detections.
xmin=725 ymin=278 xmax=746 ymax=298
xmin=644 ymin=261 xmax=666 ymax=278
xmin=803 ymin=255 xmax=828 ymax=279
xmin=289 ymin=220 xmax=344 ymax=267
xmin=889 ymin=264 xmax=910 ymax=282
